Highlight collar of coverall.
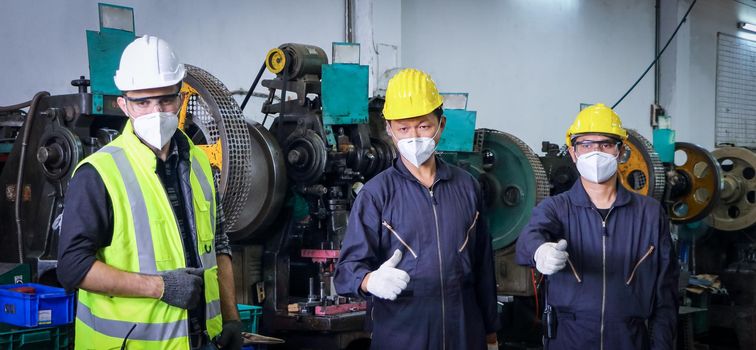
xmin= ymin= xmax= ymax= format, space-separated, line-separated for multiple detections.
xmin=391 ymin=154 xmax=453 ymax=183
xmin=568 ymin=177 xmax=633 ymax=208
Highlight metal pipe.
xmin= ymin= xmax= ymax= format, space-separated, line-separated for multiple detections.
xmin=15 ymin=91 xmax=50 ymax=263
xmin=0 ymin=99 xmax=32 ymax=112
xmin=345 ymin=0 xmax=354 ymax=43
xmin=613 ymin=0 xmax=697 ymax=109
xmin=654 ymin=0 xmax=660 ymax=104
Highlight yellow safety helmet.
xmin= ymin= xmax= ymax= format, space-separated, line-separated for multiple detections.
xmin=565 ymin=103 xmax=628 ymax=146
xmin=383 ymin=68 xmax=443 ymax=120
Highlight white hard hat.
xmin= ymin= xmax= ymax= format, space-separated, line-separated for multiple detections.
xmin=113 ymin=35 xmax=186 ymax=91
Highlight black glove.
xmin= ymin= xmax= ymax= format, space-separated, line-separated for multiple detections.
xmin=159 ymin=268 xmax=204 ymax=309
xmin=215 ymin=320 xmax=243 ymax=350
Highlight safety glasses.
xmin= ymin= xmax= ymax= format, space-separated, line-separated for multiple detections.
xmin=573 ymin=139 xmax=621 ymax=154
xmin=124 ymin=92 xmax=182 ymax=113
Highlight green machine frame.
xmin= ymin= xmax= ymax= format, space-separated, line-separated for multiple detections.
xmin=86 ymin=3 xmax=136 ymax=114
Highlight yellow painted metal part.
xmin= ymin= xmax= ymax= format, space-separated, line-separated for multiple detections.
xmin=617 ymin=143 xmax=651 ymax=196
xmin=179 ymin=83 xmax=199 ymax=130
xmin=265 ymin=48 xmax=286 ymax=74
xmin=179 ymin=83 xmax=222 ymax=170
xmin=672 ymin=147 xmax=718 ymax=221
xmin=197 ymin=139 xmax=223 ymax=171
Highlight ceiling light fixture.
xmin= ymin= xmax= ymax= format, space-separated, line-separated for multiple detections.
xmin=737 ymin=21 xmax=756 ymax=33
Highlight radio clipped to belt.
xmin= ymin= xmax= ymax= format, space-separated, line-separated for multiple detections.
xmin=542 ymin=278 xmax=557 ymax=340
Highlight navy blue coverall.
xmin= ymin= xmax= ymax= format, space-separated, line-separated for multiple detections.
xmin=516 ymin=180 xmax=678 ymax=350
xmin=334 ymin=156 xmax=500 ymax=349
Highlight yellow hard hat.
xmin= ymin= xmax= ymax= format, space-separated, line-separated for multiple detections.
xmin=383 ymin=68 xmax=443 ymax=120
xmin=565 ymin=103 xmax=628 ymax=146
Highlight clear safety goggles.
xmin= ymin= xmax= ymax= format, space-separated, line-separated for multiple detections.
xmin=573 ymin=139 xmax=621 ymax=154
xmin=124 ymin=92 xmax=182 ymax=114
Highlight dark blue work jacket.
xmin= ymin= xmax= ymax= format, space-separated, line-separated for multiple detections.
xmin=516 ymin=180 xmax=678 ymax=350
xmin=334 ymin=156 xmax=500 ymax=350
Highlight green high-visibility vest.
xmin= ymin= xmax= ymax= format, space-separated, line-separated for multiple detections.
xmin=73 ymin=122 xmax=222 ymax=350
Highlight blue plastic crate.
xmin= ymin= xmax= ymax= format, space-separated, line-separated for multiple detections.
xmin=0 ymin=283 xmax=74 ymax=328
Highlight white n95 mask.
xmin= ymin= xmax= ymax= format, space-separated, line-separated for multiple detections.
xmin=390 ymin=126 xmax=441 ymax=168
xmin=576 ymin=151 xmax=618 ymax=183
xmin=131 ymin=112 xmax=178 ymax=149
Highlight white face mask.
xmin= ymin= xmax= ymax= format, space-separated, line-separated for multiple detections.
xmin=389 ymin=125 xmax=441 ymax=168
xmin=131 ymin=111 xmax=178 ymax=149
xmin=575 ymin=151 xmax=618 ymax=183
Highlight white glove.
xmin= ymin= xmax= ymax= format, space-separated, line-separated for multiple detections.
xmin=366 ymin=250 xmax=410 ymax=300
xmin=487 ymin=343 xmax=498 ymax=350
xmin=534 ymin=239 xmax=568 ymax=275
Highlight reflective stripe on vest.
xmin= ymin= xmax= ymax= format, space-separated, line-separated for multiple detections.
xmin=207 ymin=299 xmax=221 ymax=321
xmin=74 ymin=124 xmax=222 ymax=348
xmin=100 ymin=146 xmax=158 ymax=274
xmin=191 ymin=154 xmax=217 ymax=269
xmin=77 ymin=301 xmax=188 ymax=341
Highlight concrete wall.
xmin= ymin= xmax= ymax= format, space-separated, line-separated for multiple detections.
xmin=399 ymin=0 xmax=756 ymax=151
xmin=0 ymin=0 xmax=402 ymax=123
xmin=401 ymin=0 xmax=656 ymax=151
xmin=2 ymin=0 xmax=755 ymax=152
xmin=663 ymin=0 xmax=756 ymax=150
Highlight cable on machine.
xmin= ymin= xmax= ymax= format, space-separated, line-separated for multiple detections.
xmin=612 ymin=0 xmax=697 ymax=109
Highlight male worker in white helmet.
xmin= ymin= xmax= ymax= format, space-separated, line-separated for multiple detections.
xmin=334 ymin=68 xmax=500 ymax=349
xmin=516 ymin=104 xmax=678 ymax=349
xmin=58 ymin=35 xmax=242 ymax=349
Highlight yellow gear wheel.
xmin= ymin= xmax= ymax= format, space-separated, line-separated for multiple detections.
xmin=265 ymin=48 xmax=286 ymax=74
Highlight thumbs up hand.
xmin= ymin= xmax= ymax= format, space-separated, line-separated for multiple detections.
xmin=364 ymin=250 xmax=411 ymax=300
xmin=534 ymin=239 xmax=569 ymax=275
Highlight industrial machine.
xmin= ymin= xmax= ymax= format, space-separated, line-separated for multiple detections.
xmin=239 ymin=42 xmax=396 ymax=349
xmin=0 ymin=3 xmax=260 ymax=288
xmin=695 ymin=145 xmax=756 ymax=350
xmin=3 ymin=4 xmax=754 ymax=350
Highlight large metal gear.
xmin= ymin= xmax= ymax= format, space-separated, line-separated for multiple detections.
xmin=617 ymin=129 xmax=666 ymax=201
xmin=477 ymin=129 xmax=550 ymax=250
xmin=668 ymin=142 xmax=721 ymax=223
xmin=707 ymin=147 xmax=756 ymax=231
xmin=180 ymin=65 xmax=256 ymax=234
xmin=230 ymin=121 xmax=287 ymax=240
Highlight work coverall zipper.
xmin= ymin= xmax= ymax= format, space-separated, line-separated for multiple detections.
xmin=626 ymin=245 xmax=655 ymax=285
xmin=594 ymin=207 xmax=614 ymax=350
xmin=428 ymin=181 xmax=446 ymax=350
xmin=382 ymin=222 xmax=418 ymax=258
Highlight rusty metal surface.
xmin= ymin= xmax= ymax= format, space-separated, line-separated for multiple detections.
xmin=668 ymin=142 xmax=721 ymax=223
xmin=618 ymin=129 xmax=665 ymax=201
xmin=183 ymin=65 xmax=253 ymax=233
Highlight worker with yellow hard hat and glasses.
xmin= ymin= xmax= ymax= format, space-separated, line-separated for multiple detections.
xmin=334 ymin=69 xmax=500 ymax=349
xmin=516 ymin=104 xmax=679 ymax=349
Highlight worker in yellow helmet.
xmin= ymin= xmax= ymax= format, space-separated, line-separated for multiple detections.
xmin=335 ymin=69 xmax=500 ymax=349
xmin=57 ymin=36 xmax=242 ymax=349
xmin=516 ymin=104 xmax=678 ymax=349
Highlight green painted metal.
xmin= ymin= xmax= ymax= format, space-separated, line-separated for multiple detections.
xmin=653 ymin=128 xmax=676 ymax=163
xmin=86 ymin=4 xmax=135 ymax=114
xmin=0 ymin=143 xmax=13 ymax=154
xmin=437 ymin=109 xmax=476 ymax=152
xmin=321 ymin=64 xmax=369 ymax=146
xmin=0 ymin=263 xmax=30 ymax=285
xmin=441 ymin=130 xmax=546 ymax=250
